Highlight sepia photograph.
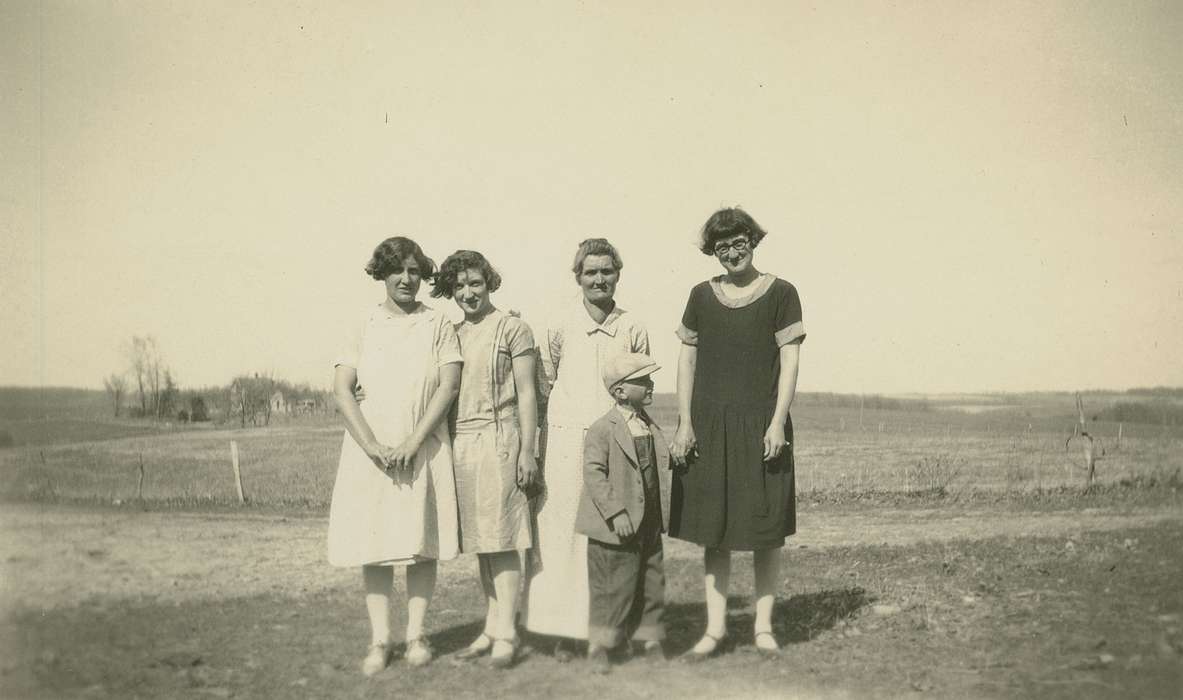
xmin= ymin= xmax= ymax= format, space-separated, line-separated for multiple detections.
xmin=2 ymin=1 xmax=1181 ymax=698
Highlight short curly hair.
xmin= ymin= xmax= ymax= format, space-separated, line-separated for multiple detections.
xmin=364 ymin=237 xmax=436 ymax=280
xmin=430 ymin=250 xmax=503 ymax=299
xmin=698 ymin=208 xmax=767 ymax=256
xmin=571 ymin=238 xmax=623 ymax=277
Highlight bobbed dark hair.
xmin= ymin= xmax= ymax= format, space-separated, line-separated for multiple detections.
xmin=698 ymin=208 xmax=767 ymax=255
xmin=430 ymin=250 xmax=503 ymax=298
xmin=364 ymin=237 xmax=436 ymax=280
xmin=571 ymin=238 xmax=624 ymax=277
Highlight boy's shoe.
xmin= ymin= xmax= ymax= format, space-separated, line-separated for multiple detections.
xmin=360 ymin=642 xmax=392 ymax=677
xmin=637 ymin=640 xmax=666 ymax=661
xmin=587 ymin=644 xmax=612 ymax=674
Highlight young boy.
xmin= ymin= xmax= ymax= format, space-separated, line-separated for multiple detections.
xmin=575 ymin=353 xmax=670 ymax=672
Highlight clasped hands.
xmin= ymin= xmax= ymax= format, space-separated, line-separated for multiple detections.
xmin=367 ymin=440 xmax=419 ymax=474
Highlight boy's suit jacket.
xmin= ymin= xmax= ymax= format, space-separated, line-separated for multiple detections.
xmin=575 ymin=406 xmax=671 ymax=545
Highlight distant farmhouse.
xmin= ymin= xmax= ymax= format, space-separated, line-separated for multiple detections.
xmin=269 ymin=390 xmax=287 ymax=415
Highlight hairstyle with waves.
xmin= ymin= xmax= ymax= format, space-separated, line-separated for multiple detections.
xmin=430 ymin=250 xmax=503 ymax=298
xmin=364 ymin=237 xmax=436 ymax=280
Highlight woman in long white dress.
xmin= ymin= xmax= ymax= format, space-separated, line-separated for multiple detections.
xmin=327 ymin=236 xmax=462 ymax=675
xmin=523 ymin=238 xmax=650 ymax=658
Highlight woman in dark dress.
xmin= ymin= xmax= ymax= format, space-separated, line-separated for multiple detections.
xmin=669 ymin=208 xmax=805 ymax=660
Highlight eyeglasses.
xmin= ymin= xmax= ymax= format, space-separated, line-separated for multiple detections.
xmin=713 ymin=238 xmax=751 ymax=256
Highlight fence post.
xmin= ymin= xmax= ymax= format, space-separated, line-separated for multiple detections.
xmin=137 ymin=453 xmax=145 ymax=500
xmin=231 ymin=440 xmax=245 ymax=504
xmin=1117 ymin=423 xmax=1123 ymax=450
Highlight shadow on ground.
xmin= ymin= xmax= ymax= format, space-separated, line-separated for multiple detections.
xmin=421 ymin=587 xmax=874 ymax=661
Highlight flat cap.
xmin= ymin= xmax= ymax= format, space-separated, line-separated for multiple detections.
xmin=602 ymin=353 xmax=660 ymax=391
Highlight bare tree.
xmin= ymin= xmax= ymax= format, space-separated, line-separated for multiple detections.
xmin=103 ymin=373 xmax=127 ymax=417
xmin=124 ymin=335 xmax=168 ymax=419
xmin=125 ymin=336 xmax=150 ymax=416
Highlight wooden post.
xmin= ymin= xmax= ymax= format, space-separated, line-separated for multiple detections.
xmin=1066 ymin=393 xmax=1103 ymax=488
xmin=1116 ymin=423 xmax=1123 ymax=450
xmin=231 ymin=440 xmax=245 ymax=504
xmin=137 ymin=453 xmax=145 ymax=500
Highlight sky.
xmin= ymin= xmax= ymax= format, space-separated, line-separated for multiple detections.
xmin=2 ymin=1 xmax=1181 ymax=395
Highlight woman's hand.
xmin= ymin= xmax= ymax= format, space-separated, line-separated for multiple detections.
xmin=386 ymin=438 xmax=422 ymax=473
xmin=671 ymin=422 xmax=697 ymax=467
xmin=363 ymin=442 xmax=396 ymax=472
xmin=516 ymin=451 xmax=539 ymax=491
xmin=763 ymin=423 xmax=788 ymax=461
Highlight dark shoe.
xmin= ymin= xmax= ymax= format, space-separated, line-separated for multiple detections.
xmin=634 ymin=640 xmax=666 ymax=661
xmin=587 ymin=644 xmax=612 ymax=674
xmin=554 ymin=638 xmax=576 ymax=664
xmin=680 ymin=633 xmax=725 ymax=664
xmin=489 ymin=637 xmax=519 ymax=670
xmin=453 ymin=632 xmax=493 ymax=662
xmin=754 ymin=630 xmax=781 ymax=658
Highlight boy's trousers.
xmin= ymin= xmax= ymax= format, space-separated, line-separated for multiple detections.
xmin=586 ymin=509 xmax=666 ymax=648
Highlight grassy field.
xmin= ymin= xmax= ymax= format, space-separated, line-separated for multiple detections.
xmin=1 ymin=388 xmax=1181 ymax=698
xmin=2 ymin=391 xmax=1180 ymax=507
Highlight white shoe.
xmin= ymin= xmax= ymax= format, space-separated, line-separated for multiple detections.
xmin=361 ymin=642 xmax=392 ymax=677
xmin=405 ymin=637 xmax=434 ymax=667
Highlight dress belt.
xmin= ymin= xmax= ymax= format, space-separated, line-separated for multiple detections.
xmin=453 ymin=413 xmax=518 ymax=435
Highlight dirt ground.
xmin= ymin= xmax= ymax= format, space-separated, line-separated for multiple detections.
xmin=2 ymin=501 xmax=1181 ymax=699
xmin=2 ymin=502 xmax=1180 ymax=611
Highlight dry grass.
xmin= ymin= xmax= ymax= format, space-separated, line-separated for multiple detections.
xmin=5 ymin=516 xmax=1181 ymax=699
xmin=2 ymin=395 xmax=1181 ymax=507
xmin=0 ymin=426 xmax=340 ymax=505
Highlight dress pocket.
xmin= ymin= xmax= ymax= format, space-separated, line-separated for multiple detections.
xmin=495 ymin=419 xmax=522 ymax=482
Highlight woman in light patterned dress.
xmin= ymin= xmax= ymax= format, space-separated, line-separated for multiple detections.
xmin=430 ymin=250 xmax=539 ymax=669
xmin=523 ymin=238 xmax=650 ymax=660
xmin=327 ymin=236 xmax=462 ymax=675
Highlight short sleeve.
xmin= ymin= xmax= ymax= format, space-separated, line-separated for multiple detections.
xmin=629 ymin=318 xmax=650 ymax=354
xmin=676 ymin=286 xmax=699 ymax=346
xmin=333 ymin=312 xmax=366 ymax=368
xmin=503 ymin=317 xmax=537 ymax=358
xmin=536 ymin=323 xmax=561 ymax=398
xmin=773 ymin=281 xmax=806 ymax=346
xmin=433 ymin=317 xmax=463 ymax=366
xmin=541 ymin=323 xmax=563 ymax=381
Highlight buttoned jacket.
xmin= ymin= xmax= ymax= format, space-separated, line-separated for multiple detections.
xmin=574 ymin=406 xmax=670 ymax=544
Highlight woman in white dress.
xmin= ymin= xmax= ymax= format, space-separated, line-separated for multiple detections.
xmin=327 ymin=236 xmax=463 ymax=675
xmin=523 ymin=238 xmax=650 ymax=659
